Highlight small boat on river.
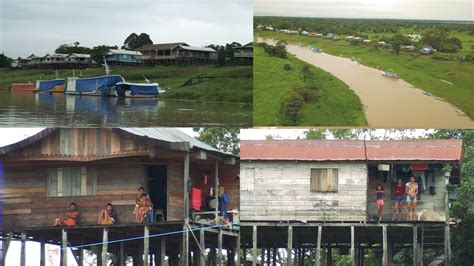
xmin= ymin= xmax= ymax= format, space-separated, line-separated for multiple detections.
xmin=115 ymin=82 xmax=160 ymax=98
xmin=382 ymin=69 xmax=400 ymax=79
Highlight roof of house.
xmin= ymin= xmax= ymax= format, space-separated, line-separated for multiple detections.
xmin=232 ymin=42 xmax=253 ymax=49
xmin=67 ymin=53 xmax=91 ymax=58
xmin=45 ymin=54 xmax=68 ymax=58
xmin=241 ymin=139 xmax=463 ymax=161
xmin=178 ymin=45 xmax=216 ymax=53
xmin=0 ymin=128 xmax=233 ymax=157
xmin=137 ymin=42 xmax=188 ymax=51
xmin=104 ymin=49 xmax=142 ymax=56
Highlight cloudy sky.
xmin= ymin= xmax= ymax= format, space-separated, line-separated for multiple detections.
xmin=255 ymin=0 xmax=474 ymax=21
xmin=0 ymin=0 xmax=253 ymax=58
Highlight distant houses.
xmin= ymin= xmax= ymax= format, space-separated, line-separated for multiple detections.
xmin=233 ymin=42 xmax=253 ymax=65
xmin=136 ymin=42 xmax=217 ymax=65
xmin=11 ymin=53 xmax=92 ymax=69
xmin=103 ymin=49 xmax=142 ymax=65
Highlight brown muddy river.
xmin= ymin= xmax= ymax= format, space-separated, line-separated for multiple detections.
xmin=260 ymin=38 xmax=474 ymax=128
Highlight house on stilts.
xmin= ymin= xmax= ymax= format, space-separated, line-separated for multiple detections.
xmin=0 ymin=128 xmax=240 ymax=266
xmin=239 ymin=139 xmax=462 ymax=266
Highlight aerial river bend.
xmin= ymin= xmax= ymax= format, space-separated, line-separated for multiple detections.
xmin=259 ymin=38 xmax=474 ymax=128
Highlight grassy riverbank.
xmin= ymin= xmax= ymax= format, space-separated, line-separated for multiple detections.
xmin=256 ymin=30 xmax=474 ymax=118
xmin=254 ymin=45 xmax=367 ymax=126
xmin=0 ymin=65 xmax=253 ymax=103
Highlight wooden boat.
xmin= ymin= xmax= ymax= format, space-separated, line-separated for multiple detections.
xmin=35 ymin=78 xmax=66 ymax=93
xmin=382 ymin=69 xmax=400 ymax=79
xmin=115 ymin=82 xmax=160 ymax=98
xmin=65 ymin=75 xmax=125 ymax=96
xmin=10 ymin=83 xmax=35 ymax=91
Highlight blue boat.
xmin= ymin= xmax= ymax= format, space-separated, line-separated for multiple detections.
xmin=115 ymin=82 xmax=160 ymax=98
xmin=35 ymin=78 xmax=66 ymax=93
xmin=65 ymin=75 xmax=125 ymax=96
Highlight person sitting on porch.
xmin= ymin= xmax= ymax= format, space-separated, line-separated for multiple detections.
xmin=392 ymin=178 xmax=406 ymax=222
xmin=54 ymin=203 xmax=80 ymax=227
xmin=135 ymin=192 xmax=152 ymax=223
xmin=98 ymin=203 xmax=118 ymax=225
xmin=406 ymin=176 xmax=419 ymax=221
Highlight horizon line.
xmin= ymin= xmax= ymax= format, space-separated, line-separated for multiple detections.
xmin=254 ymin=15 xmax=474 ymax=23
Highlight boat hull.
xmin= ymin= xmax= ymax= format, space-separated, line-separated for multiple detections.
xmin=11 ymin=83 xmax=36 ymax=91
xmin=35 ymin=79 xmax=66 ymax=93
xmin=65 ymin=75 xmax=124 ymax=97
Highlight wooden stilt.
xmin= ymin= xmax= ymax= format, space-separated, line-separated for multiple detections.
xmin=102 ymin=227 xmax=108 ymax=266
xmin=119 ymin=242 xmax=126 ymax=266
xmin=445 ymin=224 xmax=451 ymax=266
xmin=183 ymin=153 xmax=190 ymax=266
xmin=261 ymin=247 xmax=265 ymax=265
xmin=287 ymin=225 xmax=293 ymax=265
xmin=252 ymin=225 xmax=257 ymax=266
xmin=413 ymin=225 xmax=418 ymax=266
xmin=20 ymin=232 xmax=26 ymax=266
xmin=78 ymin=247 xmax=84 ymax=266
xmin=350 ymin=226 xmax=355 ymax=266
xmin=40 ymin=242 xmax=46 ymax=266
xmin=144 ymin=226 xmax=150 ymax=266
xmin=160 ymin=238 xmax=166 ymax=266
xmin=382 ymin=225 xmax=388 ymax=266
xmin=61 ymin=229 xmax=68 ymax=266
xmin=235 ymin=231 xmax=241 ymax=266
xmin=272 ymin=246 xmax=277 ymax=266
xmin=267 ymin=247 xmax=271 ymax=266
xmin=316 ymin=226 xmax=322 ymax=266
xmin=217 ymin=229 xmax=223 ymax=265
xmin=200 ymin=229 xmax=205 ymax=266
xmin=328 ymin=246 xmax=333 ymax=266
xmin=214 ymin=159 xmax=219 ymax=225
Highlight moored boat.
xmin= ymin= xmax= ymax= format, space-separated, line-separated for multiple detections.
xmin=10 ymin=83 xmax=35 ymax=91
xmin=65 ymin=75 xmax=125 ymax=96
xmin=35 ymin=78 xmax=66 ymax=93
xmin=115 ymin=82 xmax=160 ymax=98
xmin=382 ymin=69 xmax=400 ymax=79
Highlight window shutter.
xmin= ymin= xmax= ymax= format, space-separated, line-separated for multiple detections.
xmin=242 ymin=168 xmax=255 ymax=191
xmin=310 ymin=168 xmax=338 ymax=192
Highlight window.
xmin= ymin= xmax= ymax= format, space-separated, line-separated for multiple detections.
xmin=241 ymin=168 xmax=255 ymax=191
xmin=310 ymin=168 xmax=338 ymax=192
xmin=47 ymin=166 xmax=97 ymax=197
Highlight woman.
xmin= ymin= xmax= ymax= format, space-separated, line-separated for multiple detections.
xmin=98 ymin=203 xmax=118 ymax=225
xmin=392 ymin=178 xmax=406 ymax=222
xmin=135 ymin=193 xmax=152 ymax=223
xmin=373 ymin=184 xmax=386 ymax=223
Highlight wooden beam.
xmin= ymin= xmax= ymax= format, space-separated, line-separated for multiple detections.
xmin=413 ymin=225 xmax=418 ymax=266
xmin=78 ymin=247 xmax=84 ymax=266
xmin=200 ymin=228 xmax=205 ymax=266
xmin=61 ymin=229 xmax=68 ymax=266
xmin=316 ymin=225 xmax=322 ymax=266
xmin=214 ymin=159 xmax=219 ymax=224
xmin=252 ymin=225 xmax=257 ymax=266
xmin=445 ymin=224 xmax=451 ymax=266
xmin=183 ymin=152 xmax=190 ymax=266
xmin=40 ymin=242 xmax=46 ymax=266
xmin=287 ymin=225 xmax=293 ymax=265
xmin=382 ymin=225 xmax=388 ymax=266
xmin=236 ymin=231 xmax=241 ymax=266
xmin=119 ymin=242 xmax=125 ymax=266
xmin=350 ymin=226 xmax=355 ymax=266
xmin=217 ymin=229 xmax=223 ymax=265
xmin=20 ymin=232 xmax=26 ymax=266
xmin=160 ymin=237 xmax=166 ymax=266
xmin=102 ymin=227 xmax=108 ymax=266
xmin=144 ymin=226 xmax=150 ymax=266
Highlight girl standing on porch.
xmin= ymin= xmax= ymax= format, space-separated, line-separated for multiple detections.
xmin=372 ymin=184 xmax=386 ymax=223
xmin=392 ymin=178 xmax=406 ymax=222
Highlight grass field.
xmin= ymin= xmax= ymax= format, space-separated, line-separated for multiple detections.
xmin=254 ymin=46 xmax=367 ymax=126
xmin=0 ymin=65 xmax=253 ymax=103
xmin=256 ymin=30 xmax=474 ymax=118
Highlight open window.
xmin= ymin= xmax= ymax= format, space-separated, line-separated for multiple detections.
xmin=310 ymin=168 xmax=338 ymax=192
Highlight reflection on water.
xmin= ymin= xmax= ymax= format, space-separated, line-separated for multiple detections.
xmin=0 ymin=91 xmax=252 ymax=127
xmin=259 ymin=37 xmax=474 ymax=128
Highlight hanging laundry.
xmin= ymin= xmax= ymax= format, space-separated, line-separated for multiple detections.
xmin=192 ymin=187 xmax=202 ymax=211
xmin=401 ymin=164 xmax=411 ymax=173
xmin=204 ymin=174 xmax=208 ymax=184
xmin=411 ymin=164 xmax=428 ymax=171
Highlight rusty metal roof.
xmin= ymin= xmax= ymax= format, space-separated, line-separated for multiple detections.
xmin=241 ymin=139 xmax=463 ymax=161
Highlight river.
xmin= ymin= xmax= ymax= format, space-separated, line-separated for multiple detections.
xmin=0 ymin=91 xmax=252 ymax=127
xmin=260 ymin=38 xmax=474 ymax=128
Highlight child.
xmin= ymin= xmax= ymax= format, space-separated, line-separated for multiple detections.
xmin=373 ymin=184 xmax=386 ymax=222
xmin=134 ymin=193 xmax=152 ymax=223
xmin=392 ymin=178 xmax=405 ymax=222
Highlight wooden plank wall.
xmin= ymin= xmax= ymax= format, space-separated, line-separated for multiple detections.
xmin=240 ymin=161 xmax=368 ymax=221
xmin=167 ymin=163 xmax=185 ymax=221
xmin=1 ymin=163 xmax=144 ymax=230
xmin=8 ymin=128 xmax=152 ymax=158
xmin=367 ymin=165 xmax=447 ymax=222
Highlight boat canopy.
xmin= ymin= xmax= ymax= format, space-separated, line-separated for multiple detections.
xmin=36 ymin=79 xmax=65 ymax=91
xmin=67 ymin=75 xmax=124 ymax=93
xmin=116 ymin=82 xmax=159 ymax=96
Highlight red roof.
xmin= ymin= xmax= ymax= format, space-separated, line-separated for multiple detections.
xmin=241 ymin=139 xmax=463 ymax=161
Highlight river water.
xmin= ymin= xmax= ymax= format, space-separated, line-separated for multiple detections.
xmin=0 ymin=91 xmax=252 ymax=127
xmin=260 ymin=38 xmax=474 ymax=128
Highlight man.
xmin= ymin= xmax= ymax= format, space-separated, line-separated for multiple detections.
xmin=406 ymin=176 xmax=419 ymax=221
xmin=133 ymin=187 xmax=153 ymax=222
xmin=54 ymin=203 xmax=80 ymax=227
xmin=98 ymin=203 xmax=118 ymax=225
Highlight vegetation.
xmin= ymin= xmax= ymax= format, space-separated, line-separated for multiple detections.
xmin=255 ymin=21 xmax=474 ymax=118
xmin=193 ymin=128 xmax=240 ymax=155
xmin=122 ymin=33 xmax=153 ymax=50
xmin=0 ymin=65 xmax=252 ymax=103
xmin=0 ymin=53 xmax=11 ymax=68
xmin=207 ymin=42 xmax=243 ymax=66
xmin=254 ymin=45 xmax=367 ymax=126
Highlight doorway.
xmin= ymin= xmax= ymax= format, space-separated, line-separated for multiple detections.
xmin=146 ymin=165 xmax=167 ymax=220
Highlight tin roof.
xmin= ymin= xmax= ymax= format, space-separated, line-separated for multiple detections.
xmin=241 ymin=139 xmax=463 ymax=161
xmin=104 ymin=49 xmax=142 ymax=56
xmin=137 ymin=42 xmax=188 ymax=51
xmin=178 ymin=45 xmax=216 ymax=53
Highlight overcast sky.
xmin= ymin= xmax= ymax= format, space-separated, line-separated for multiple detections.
xmin=0 ymin=0 xmax=253 ymax=58
xmin=254 ymin=0 xmax=474 ymax=21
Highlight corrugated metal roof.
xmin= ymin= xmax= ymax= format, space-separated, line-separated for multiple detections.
xmin=241 ymin=139 xmax=463 ymax=161
xmin=137 ymin=42 xmax=188 ymax=51
xmin=178 ymin=45 xmax=216 ymax=53
xmin=68 ymin=53 xmax=91 ymax=58
xmin=105 ymin=49 xmax=142 ymax=56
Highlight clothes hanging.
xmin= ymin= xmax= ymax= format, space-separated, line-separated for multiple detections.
xmin=192 ymin=187 xmax=202 ymax=211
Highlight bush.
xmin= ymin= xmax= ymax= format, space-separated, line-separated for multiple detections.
xmin=279 ymin=91 xmax=304 ymax=125
xmin=283 ymin=64 xmax=292 ymax=71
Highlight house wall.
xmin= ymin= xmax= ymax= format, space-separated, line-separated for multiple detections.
xmin=1 ymin=163 xmax=145 ymax=230
xmin=240 ymin=161 xmax=368 ymax=221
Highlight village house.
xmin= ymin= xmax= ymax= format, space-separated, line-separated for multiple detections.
xmin=103 ymin=49 xmax=142 ymax=65
xmin=0 ymin=128 xmax=240 ymax=266
xmin=239 ymin=139 xmax=461 ymax=265
xmin=233 ymin=42 xmax=253 ymax=65
xmin=137 ymin=42 xmax=217 ymax=65
xmin=65 ymin=53 xmax=92 ymax=64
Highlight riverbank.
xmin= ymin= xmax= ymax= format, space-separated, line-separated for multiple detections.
xmin=256 ymin=30 xmax=474 ymax=119
xmin=0 ymin=65 xmax=253 ymax=104
xmin=254 ymin=45 xmax=367 ymax=126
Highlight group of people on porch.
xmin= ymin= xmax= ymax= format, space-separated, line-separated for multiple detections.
xmin=371 ymin=176 xmax=419 ymax=223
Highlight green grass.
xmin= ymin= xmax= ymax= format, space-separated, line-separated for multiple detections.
xmin=0 ymin=65 xmax=252 ymax=103
xmin=254 ymin=46 xmax=367 ymax=126
xmin=257 ymin=30 xmax=474 ymax=118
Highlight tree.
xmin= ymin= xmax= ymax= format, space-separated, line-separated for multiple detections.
xmin=193 ymin=128 xmax=240 ymax=156
xmin=300 ymin=64 xmax=313 ymax=82
xmin=225 ymin=42 xmax=241 ymax=63
xmin=74 ymin=41 xmax=80 ymax=47
xmin=0 ymin=53 xmax=12 ymax=68
xmin=391 ymin=33 xmax=403 ymax=55
xmin=122 ymin=33 xmax=153 ymax=50
xmin=279 ymin=91 xmax=304 ymax=125
xmin=304 ymin=129 xmax=327 ymax=139
xmin=55 ymin=44 xmax=91 ymax=54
